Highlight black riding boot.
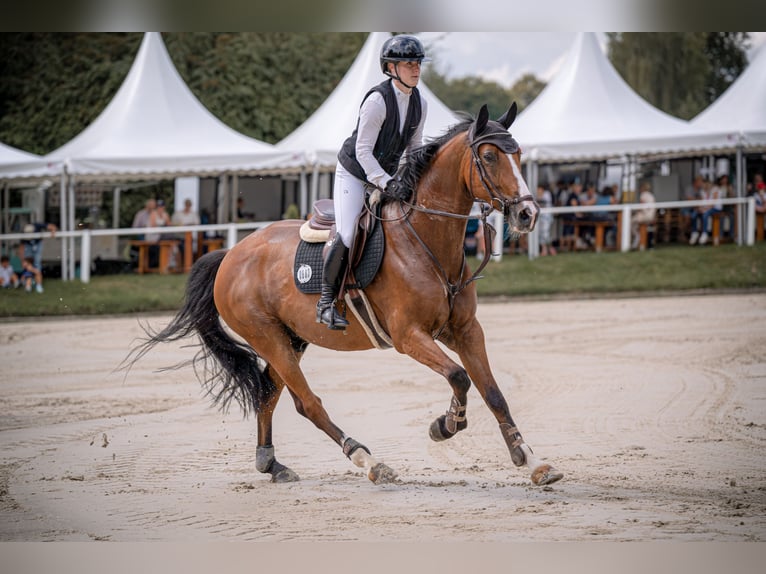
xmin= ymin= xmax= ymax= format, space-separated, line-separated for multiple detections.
xmin=316 ymin=236 xmax=350 ymax=330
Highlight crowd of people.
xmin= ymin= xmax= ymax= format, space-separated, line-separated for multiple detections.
xmin=464 ymin=170 xmax=766 ymax=257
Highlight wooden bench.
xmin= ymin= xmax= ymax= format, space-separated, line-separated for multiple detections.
xmin=569 ymin=218 xmax=615 ymax=253
xmin=130 ymin=239 xmax=179 ymax=274
xmin=197 ymin=237 xmax=225 ymax=259
xmin=710 ymin=210 xmax=737 ymax=246
xmin=637 ymin=222 xmax=654 ymax=251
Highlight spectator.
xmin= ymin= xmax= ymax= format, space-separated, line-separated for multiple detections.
xmin=131 ymin=198 xmax=156 ymax=232
xmin=1 ymin=255 xmax=19 ymax=289
xmin=631 ymin=182 xmax=656 ymax=250
xmin=536 ymin=184 xmax=556 ymax=256
xmin=21 ymin=221 xmax=57 ymax=274
xmin=19 ymin=256 xmax=44 ymax=293
xmin=690 ymin=178 xmax=723 ymax=246
xmin=171 ymin=198 xmax=201 ymax=258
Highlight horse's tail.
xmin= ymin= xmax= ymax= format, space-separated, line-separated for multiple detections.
xmin=121 ymin=249 xmax=275 ymax=416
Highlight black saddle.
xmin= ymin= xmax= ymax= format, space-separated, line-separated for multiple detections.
xmin=293 ymin=201 xmax=384 ymax=295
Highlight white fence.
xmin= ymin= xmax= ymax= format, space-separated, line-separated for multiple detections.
xmin=0 ymin=196 xmax=759 ymax=283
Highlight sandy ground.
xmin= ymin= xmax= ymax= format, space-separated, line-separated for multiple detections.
xmin=0 ymin=293 xmax=764 ymax=543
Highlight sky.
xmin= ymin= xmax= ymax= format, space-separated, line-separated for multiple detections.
xmin=418 ymin=32 xmax=766 ymax=88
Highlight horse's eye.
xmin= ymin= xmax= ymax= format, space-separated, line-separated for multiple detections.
xmin=482 ymin=150 xmax=496 ymax=163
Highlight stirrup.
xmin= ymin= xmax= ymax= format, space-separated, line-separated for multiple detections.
xmin=317 ymin=302 xmax=349 ymax=330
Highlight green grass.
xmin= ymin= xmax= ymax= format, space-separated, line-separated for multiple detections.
xmin=473 ymin=243 xmax=766 ymax=298
xmin=1 ymin=243 xmax=764 ymax=319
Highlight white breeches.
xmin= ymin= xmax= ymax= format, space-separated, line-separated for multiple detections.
xmin=333 ymin=165 xmax=367 ymax=248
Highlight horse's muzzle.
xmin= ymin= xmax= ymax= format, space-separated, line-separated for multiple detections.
xmin=510 ymin=201 xmax=539 ymax=233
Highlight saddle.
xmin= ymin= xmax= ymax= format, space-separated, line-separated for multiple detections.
xmin=293 ymin=197 xmax=392 ymax=349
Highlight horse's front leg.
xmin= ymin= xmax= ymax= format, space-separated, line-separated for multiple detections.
xmin=451 ymin=319 xmax=563 ymax=486
xmin=397 ymin=329 xmax=472 ymax=442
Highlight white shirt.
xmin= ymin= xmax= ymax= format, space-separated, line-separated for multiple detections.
xmin=1 ymin=264 xmax=16 ymax=286
xmin=354 ymin=81 xmax=428 ymax=189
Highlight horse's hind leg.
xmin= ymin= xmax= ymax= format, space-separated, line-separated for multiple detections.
xmin=255 ymin=367 xmax=299 ymax=483
xmin=247 ymin=325 xmax=397 ymax=484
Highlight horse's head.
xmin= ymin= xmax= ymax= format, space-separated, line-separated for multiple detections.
xmin=467 ymin=103 xmax=539 ymax=233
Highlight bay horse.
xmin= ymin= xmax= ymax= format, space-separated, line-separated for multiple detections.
xmin=125 ymin=103 xmax=563 ymax=487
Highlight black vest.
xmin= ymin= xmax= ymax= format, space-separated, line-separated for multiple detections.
xmin=338 ymin=80 xmax=422 ymax=184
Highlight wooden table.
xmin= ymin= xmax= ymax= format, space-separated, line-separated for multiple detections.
xmin=569 ymin=218 xmax=616 ymax=253
xmin=130 ymin=239 xmax=179 ymax=274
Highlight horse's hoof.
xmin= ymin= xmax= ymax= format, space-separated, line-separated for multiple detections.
xmin=271 ymin=467 xmax=300 ymax=483
xmin=531 ymin=464 xmax=563 ymax=486
xmin=429 ymin=416 xmax=455 ymax=442
xmin=368 ymin=462 xmax=397 ymax=485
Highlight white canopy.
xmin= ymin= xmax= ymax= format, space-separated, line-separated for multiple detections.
xmin=0 ymin=141 xmax=60 ymax=181
xmin=689 ymin=43 xmax=766 ymax=151
xmin=276 ymin=32 xmax=460 ymax=168
xmin=512 ymin=33 xmax=727 ymax=162
xmin=45 ymin=32 xmax=304 ymax=179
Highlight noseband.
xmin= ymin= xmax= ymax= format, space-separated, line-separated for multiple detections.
xmin=469 ymin=131 xmax=536 ymax=217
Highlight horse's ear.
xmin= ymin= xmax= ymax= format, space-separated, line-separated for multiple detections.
xmin=498 ymin=102 xmax=518 ymax=129
xmin=473 ymin=104 xmax=489 ymax=136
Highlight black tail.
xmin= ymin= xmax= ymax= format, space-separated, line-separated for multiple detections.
xmin=120 ymin=249 xmax=276 ymax=416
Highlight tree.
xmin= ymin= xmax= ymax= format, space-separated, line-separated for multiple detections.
xmin=423 ymin=68 xmax=544 ymax=120
xmin=607 ymin=32 xmax=750 ymax=120
xmin=704 ymin=32 xmax=750 ymax=106
xmin=508 ymin=73 xmax=546 ymax=111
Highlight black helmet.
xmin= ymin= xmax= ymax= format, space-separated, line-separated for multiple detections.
xmin=380 ymin=35 xmax=430 ymax=74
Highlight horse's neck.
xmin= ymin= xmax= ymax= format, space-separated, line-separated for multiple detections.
xmin=406 ymin=169 xmax=473 ymax=277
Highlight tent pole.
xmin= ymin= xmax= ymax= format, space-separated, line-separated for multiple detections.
xmin=113 ymin=187 xmax=121 ymax=228
xmin=735 ymin=138 xmax=744 ymax=245
xmin=231 ymin=174 xmax=239 ymax=222
xmin=68 ymin=175 xmax=76 ymax=280
xmin=59 ymin=170 xmax=67 ymax=281
xmin=2 ymin=182 xmax=8 ymax=235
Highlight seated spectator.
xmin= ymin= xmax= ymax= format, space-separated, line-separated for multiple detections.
xmin=19 ymin=256 xmax=44 ymax=293
xmin=172 ymin=198 xmax=201 ymax=257
xmin=1 ymin=255 xmax=20 ymax=289
xmin=536 ymin=184 xmax=556 ymax=256
xmin=631 ymin=183 xmax=656 ymax=249
xmin=690 ymin=178 xmax=723 ymax=245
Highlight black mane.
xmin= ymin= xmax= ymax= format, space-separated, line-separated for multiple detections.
xmin=392 ymin=112 xmax=474 ymax=200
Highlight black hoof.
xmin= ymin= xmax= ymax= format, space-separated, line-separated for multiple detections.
xmin=429 ymin=416 xmax=454 ymax=442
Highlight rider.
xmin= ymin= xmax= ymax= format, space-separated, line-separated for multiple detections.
xmin=316 ymin=34 xmax=431 ymax=330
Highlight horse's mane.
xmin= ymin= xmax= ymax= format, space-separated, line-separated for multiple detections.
xmin=390 ymin=112 xmax=474 ymax=202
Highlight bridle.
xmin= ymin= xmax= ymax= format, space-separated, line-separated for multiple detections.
xmin=372 ymin=128 xmax=538 ymax=339
xmin=468 ymin=131 xmax=536 ymax=217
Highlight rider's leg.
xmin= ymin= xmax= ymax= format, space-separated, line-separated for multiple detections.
xmin=315 ymin=168 xmax=365 ymax=330
xmin=316 ymin=235 xmax=350 ymax=329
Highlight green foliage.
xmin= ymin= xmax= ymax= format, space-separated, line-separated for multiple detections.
xmin=0 ymin=32 xmax=365 ymax=152
xmin=423 ymin=68 xmax=544 ymax=120
xmin=607 ymin=32 xmax=750 ymax=120
xmin=0 ymin=33 xmax=143 ymax=154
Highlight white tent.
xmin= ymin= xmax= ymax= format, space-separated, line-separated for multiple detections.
xmin=690 ymin=42 xmax=766 ymax=151
xmin=0 ymin=141 xmax=60 ymax=181
xmin=45 ymin=32 xmax=304 ymax=178
xmin=276 ymin=32 xmax=460 ymax=168
xmin=512 ymin=32 xmax=726 ymax=162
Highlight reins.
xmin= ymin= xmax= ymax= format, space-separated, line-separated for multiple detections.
xmin=374 ymin=130 xmax=534 ymax=340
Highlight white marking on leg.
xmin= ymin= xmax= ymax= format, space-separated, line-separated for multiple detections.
xmin=349 ymin=448 xmax=379 ymax=472
xmin=520 ymin=443 xmax=543 ymax=472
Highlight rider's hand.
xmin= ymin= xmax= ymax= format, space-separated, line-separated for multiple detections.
xmin=383 ymin=177 xmax=409 ymax=201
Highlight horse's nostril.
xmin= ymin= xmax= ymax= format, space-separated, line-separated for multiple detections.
xmin=519 ymin=208 xmax=532 ymax=223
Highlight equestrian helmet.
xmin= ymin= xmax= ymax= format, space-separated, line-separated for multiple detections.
xmin=380 ymin=35 xmax=430 ymax=73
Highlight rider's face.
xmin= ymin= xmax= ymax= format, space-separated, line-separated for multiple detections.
xmin=391 ymin=60 xmax=421 ymax=90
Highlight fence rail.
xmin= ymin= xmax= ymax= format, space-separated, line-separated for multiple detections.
xmin=0 ymin=196 xmax=759 ymax=282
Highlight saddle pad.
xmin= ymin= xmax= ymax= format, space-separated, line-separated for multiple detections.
xmin=294 ymin=219 xmax=384 ymax=294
